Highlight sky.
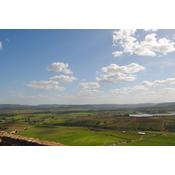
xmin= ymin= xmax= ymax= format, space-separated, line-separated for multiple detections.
xmin=0 ymin=29 xmax=175 ymax=105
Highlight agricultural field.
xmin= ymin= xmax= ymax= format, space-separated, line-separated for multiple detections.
xmin=118 ymin=136 xmax=175 ymax=146
xmin=1 ymin=106 xmax=175 ymax=146
xmin=16 ymin=125 xmax=127 ymax=146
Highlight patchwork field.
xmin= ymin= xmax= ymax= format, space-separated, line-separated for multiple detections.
xmin=118 ymin=136 xmax=175 ymax=146
xmin=1 ymin=108 xmax=175 ymax=146
xmin=16 ymin=125 xmax=128 ymax=146
xmin=132 ymin=118 xmax=163 ymax=122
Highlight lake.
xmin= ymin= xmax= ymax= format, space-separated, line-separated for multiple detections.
xmin=129 ymin=113 xmax=175 ymax=117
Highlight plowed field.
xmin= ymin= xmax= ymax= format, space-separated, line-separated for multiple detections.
xmin=107 ymin=123 xmax=129 ymax=127
xmin=132 ymin=118 xmax=163 ymax=122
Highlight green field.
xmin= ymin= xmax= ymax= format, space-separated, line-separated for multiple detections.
xmin=16 ymin=125 xmax=127 ymax=146
xmin=118 ymin=136 xmax=175 ymax=146
xmin=1 ymin=107 xmax=175 ymax=146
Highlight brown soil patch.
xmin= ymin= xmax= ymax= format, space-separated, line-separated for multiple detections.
xmin=2 ymin=124 xmax=27 ymax=130
xmin=132 ymin=118 xmax=163 ymax=122
xmin=107 ymin=123 xmax=129 ymax=127
xmin=24 ymin=114 xmax=31 ymax=117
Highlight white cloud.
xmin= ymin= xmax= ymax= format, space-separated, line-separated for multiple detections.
xmin=96 ymin=63 xmax=145 ymax=83
xmin=6 ymin=39 xmax=10 ymax=42
xmin=142 ymin=78 xmax=175 ymax=87
xmin=101 ymin=63 xmax=145 ymax=74
xmin=96 ymin=73 xmax=136 ymax=83
xmin=130 ymin=85 xmax=149 ymax=91
xmin=77 ymin=89 xmax=104 ymax=96
xmin=159 ymin=88 xmax=175 ymax=93
xmin=142 ymin=91 xmax=156 ymax=94
xmin=11 ymin=93 xmax=54 ymax=99
xmin=0 ymin=41 xmax=2 ymax=50
xmin=77 ymin=82 xmax=100 ymax=89
xmin=47 ymin=62 xmax=73 ymax=74
xmin=10 ymin=91 xmax=16 ymax=93
xmin=49 ymin=75 xmax=77 ymax=83
xmin=29 ymin=80 xmax=59 ymax=85
xmin=82 ymin=79 xmax=85 ymax=81
xmin=110 ymin=87 xmax=130 ymax=94
xmin=112 ymin=51 xmax=123 ymax=57
xmin=144 ymin=29 xmax=158 ymax=32
xmin=110 ymin=85 xmax=148 ymax=94
xmin=113 ymin=29 xmax=137 ymax=45
xmin=62 ymin=68 xmax=73 ymax=74
xmin=27 ymin=84 xmax=65 ymax=91
xmin=113 ymin=29 xmax=175 ymax=57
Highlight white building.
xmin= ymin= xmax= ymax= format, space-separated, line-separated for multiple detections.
xmin=138 ymin=132 xmax=145 ymax=135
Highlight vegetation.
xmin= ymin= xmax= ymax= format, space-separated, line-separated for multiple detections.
xmin=0 ymin=104 xmax=175 ymax=146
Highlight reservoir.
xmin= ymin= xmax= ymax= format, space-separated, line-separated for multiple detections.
xmin=129 ymin=113 xmax=175 ymax=117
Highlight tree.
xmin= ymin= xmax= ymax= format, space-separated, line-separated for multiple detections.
xmin=96 ymin=121 xmax=100 ymax=125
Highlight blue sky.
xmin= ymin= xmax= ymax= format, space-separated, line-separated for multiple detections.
xmin=0 ymin=29 xmax=175 ymax=105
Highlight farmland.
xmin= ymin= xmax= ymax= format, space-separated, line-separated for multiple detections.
xmin=0 ymin=104 xmax=175 ymax=146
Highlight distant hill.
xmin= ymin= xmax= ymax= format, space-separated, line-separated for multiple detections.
xmin=0 ymin=102 xmax=175 ymax=110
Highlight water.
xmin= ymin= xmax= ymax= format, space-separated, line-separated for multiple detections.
xmin=129 ymin=113 xmax=175 ymax=117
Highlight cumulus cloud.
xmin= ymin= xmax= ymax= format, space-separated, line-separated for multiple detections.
xmin=142 ymin=78 xmax=175 ymax=87
xmin=96 ymin=73 xmax=136 ymax=83
xmin=142 ymin=91 xmax=156 ymax=94
xmin=82 ymin=79 xmax=85 ymax=81
xmin=11 ymin=93 xmax=54 ymax=99
xmin=77 ymin=90 xmax=104 ymax=96
xmin=130 ymin=85 xmax=149 ymax=91
xmin=96 ymin=63 xmax=145 ymax=83
xmin=144 ymin=29 xmax=158 ymax=32
xmin=113 ymin=29 xmax=137 ymax=45
xmin=0 ymin=41 xmax=2 ymax=50
xmin=110 ymin=87 xmax=130 ymax=94
xmin=27 ymin=84 xmax=65 ymax=91
xmin=62 ymin=68 xmax=73 ymax=74
xmin=29 ymin=80 xmax=59 ymax=85
xmin=47 ymin=62 xmax=73 ymax=74
xmin=49 ymin=75 xmax=77 ymax=83
xmin=101 ymin=63 xmax=145 ymax=74
xmin=110 ymin=85 xmax=148 ymax=94
xmin=10 ymin=91 xmax=17 ymax=93
xmin=112 ymin=29 xmax=175 ymax=57
xmin=159 ymin=88 xmax=175 ymax=93
xmin=77 ymin=82 xmax=100 ymax=89
xmin=112 ymin=51 xmax=123 ymax=57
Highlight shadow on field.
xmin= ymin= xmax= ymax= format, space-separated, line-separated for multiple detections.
xmin=35 ymin=125 xmax=56 ymax=128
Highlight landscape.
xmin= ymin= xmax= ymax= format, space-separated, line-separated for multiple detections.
xmin=0 ymin=103 xmax=175 ymax=146
xmin=0 ymin=29 xmax=175 ymax=146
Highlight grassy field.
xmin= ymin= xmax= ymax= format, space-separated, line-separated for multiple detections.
xmin=1 ymin=108 xmax=175 ymax=146
xmin=118 ymin=135 xmax=175 ymax=146
xmin=16 ymin=125 xmax=127 ymax=146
